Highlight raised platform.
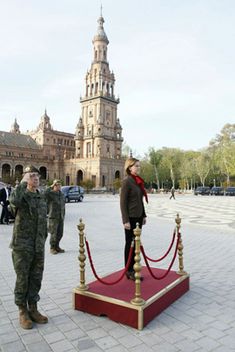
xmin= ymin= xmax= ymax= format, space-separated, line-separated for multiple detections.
xmin=73 ymin=266 xmax=190 ymax=330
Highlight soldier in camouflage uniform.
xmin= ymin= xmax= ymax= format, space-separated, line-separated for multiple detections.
xmin=9 ymin=165 xmax=48 ymax=329
xmin=45 ymin=179 xmax=65 ymax=254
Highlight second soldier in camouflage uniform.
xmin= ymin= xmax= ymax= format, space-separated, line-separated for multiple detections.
xmin=45 ymin=179 xmax=65 ymax=254
xmin=9 ymin=165 xmax=48 ymax=329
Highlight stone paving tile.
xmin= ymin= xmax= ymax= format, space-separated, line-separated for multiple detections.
xmin=174 ymin=338 xmax=202 ymax=352
xmin=129 ymin=343 xmax=156 ymax=352
xmin=21 ymin=332 xmax=43 ymax=344
xmin=81 ymin=347 xmax=103 ymax=352
xmin=151 ymin=341 xmax=180 ymax=352
xmin=203 ymin=327 xmax=227 ymax=340
xmin=50 ymin=339 xmax=74 ymax=352
xmin=64 ymin=328 xmax=86 ymax=340
xmin=218 ymin=335 xmax=235 ymax=350
xmin=57 ymin=321 xmax=79 ymax=333
xmin=1 ymin=340 xmax=26 ymax=352
xmin=25 ymin=340 xmax=52 ymax=352
xmin=118 ymin=334 xmax=143 ymax=349
xmin=75 ymin=337 xmax=97 ymax=350
xmin=147 ymin=319 xmax=171 ymax=334
xmin=209 ymin=320 xmax=231 ymax=331
xmin=196 ymin=336 xmax=222 ymax=351
xmin=78 ymin=320 xmax=99 ymax=332
xmin=34 ymin=324 xmax=59 ymax=335
xmin=43 ymin=331 xmax=66 ymax=344
xmin=106 ymin=346 xmax=128 ymax=352
xmin=0 ymin=332 xmax=19 ymax=345
xmin=0 ymin=323 xmax=15 ymax=335
xmin=162 ymin=331 xmax=185 ymax=346
xmin=86 ymin=327 xmax=108 ymax=339
xmin=180 ymin=327 xmax=205 ymax=341
xmin=95 ymin=335 xmax=119 ymax=350
xmin=108 ymin=326 xmax=129 ymax=339
xmin=139 ymin=333 xmax=163 ymax=347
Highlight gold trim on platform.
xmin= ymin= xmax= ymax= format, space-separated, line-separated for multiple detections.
xmin=138 ymin=308 xmax=144 ymax=330
xmin=145 ymin=274 xmax=190 ymax=307
xmin=73 ymin=288 xmax=141 ymax=311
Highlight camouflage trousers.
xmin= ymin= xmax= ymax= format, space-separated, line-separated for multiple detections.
xmin=48 ymin=218 xmax=64 ymax=249
xmin=12 ymin=250 xmax=44 ymax=306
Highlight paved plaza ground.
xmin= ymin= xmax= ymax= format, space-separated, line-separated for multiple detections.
xmin=0 ymin=193 xmax=235 ymax=352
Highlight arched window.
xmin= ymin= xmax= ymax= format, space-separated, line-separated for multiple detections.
xmin=2 ymin=164 xmax=11 ymax=182
xmin=39 ymin=166 xmax=47 ymax=180
xmin=15 ymin=165 xmax=23 ymax=180
xmin=115 ymin=170 xmax=120 ymax=179
xmin=77 ymin=170 xmax=83 ymax=185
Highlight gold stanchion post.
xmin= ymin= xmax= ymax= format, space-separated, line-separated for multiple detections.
xmin=77 ymin=218 xmax=88 ymax=290
xmin=131 ymin=223 xmax=145 ymax=306
xmin=175 ymin=213 xmax=187 ymax=275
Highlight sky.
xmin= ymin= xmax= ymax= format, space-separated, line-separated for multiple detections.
xmin=0 ymin=0 xmax=235 ymax=156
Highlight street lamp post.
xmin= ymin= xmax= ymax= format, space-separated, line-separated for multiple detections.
xmin=213 ymin=179 xmax=216 ymax=187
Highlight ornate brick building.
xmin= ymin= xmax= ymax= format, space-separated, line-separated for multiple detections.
xmin=0 ymin=13 xmax=124 ymax=188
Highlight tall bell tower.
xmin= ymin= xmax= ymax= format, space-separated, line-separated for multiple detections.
xmin=74 ymin=10 xmax=124 ymax=188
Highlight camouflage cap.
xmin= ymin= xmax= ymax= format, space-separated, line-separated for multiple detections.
xmin=23 ymin=165 xmax=40 ymax=174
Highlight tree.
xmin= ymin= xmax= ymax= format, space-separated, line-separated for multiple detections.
xmin=81 ymin=179 xmax=95 ymax=193
xmin=149 ymin=148 xmax=162 ymax=190
xmin=209 ymin=124 xmax=235 ymax=186
xmin=195 ymin=151 xmax=210 ymax=186
xmin=179 ymin=150 xmax=200 ymax=190
xmin=113 ymin=178 xmax=121 ymax=191
xmin=139 ymin=158 xmax=155 ymax=188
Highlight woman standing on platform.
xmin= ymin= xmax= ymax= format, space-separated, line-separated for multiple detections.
xmin=120 ymin=157 xmax=148 ymax=281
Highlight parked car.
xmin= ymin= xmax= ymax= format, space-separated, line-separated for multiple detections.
xmin=210 ymin=186 xmax=224 ymax=196
xmin=225 ymin=187 xmax=235 ymax=196
xmin=61 ymin=185 xmax=84 ymax=203
xmin=194 ymin=186 xmax=211 ymax=195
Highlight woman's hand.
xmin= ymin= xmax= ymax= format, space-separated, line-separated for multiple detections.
xmin=143 ymin=217 xmax=147 ymax=225
xmin=124 ymin=222 xmax=131 ymax=230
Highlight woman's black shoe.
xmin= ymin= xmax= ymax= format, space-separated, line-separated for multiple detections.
xmin=126 ymin=271 xmax=135 ymax=280
xmin=126 ymin=271 xmax=144 ymax=281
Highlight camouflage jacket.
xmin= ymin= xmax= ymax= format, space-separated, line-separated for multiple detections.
xmin=44 ymin=188 xmax=65 ymax=220
xmin=9 ymin=182 xmax=47 ymax=253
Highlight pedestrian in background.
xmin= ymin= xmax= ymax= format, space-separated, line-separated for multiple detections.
xmin=120 ymin=157 xmax=148 ymax=281
xmin=9 ymin=165 xmax=48 ymax=329
xmin=169 ymin=187 xmax=176 ymax=200
xmin=0 ymin=184 xmax=12 ymax=224
xmin=45 ymin=179 xmax=65 ymax=254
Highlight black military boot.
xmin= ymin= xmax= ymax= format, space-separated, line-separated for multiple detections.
xmin=28 ymin=303 xmax=48 ymax=324
xmin=18 ymin=305 xmax=33 ymax=329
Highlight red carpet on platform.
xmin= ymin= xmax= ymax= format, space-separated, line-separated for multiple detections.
xmin=73 ymin=266 xmax=190 ymax=329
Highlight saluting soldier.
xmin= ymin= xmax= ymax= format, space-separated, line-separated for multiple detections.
xmin=45 ymin=179 xmax=65 ymax=254
xmin=9 ymin=165 xmax=48 ymax=329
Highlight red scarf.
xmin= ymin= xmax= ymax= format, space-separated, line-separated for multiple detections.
xmin=131 ymin=174 xmax=148 ymax=203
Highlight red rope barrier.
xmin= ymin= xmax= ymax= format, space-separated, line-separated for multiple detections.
xmin=141 ymin=229 xmax=176 ymax=263
xmin=85 ymin=240 xmax=134 ymax=285
xmin=141 ymin=234 xmax=180 ymax=280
